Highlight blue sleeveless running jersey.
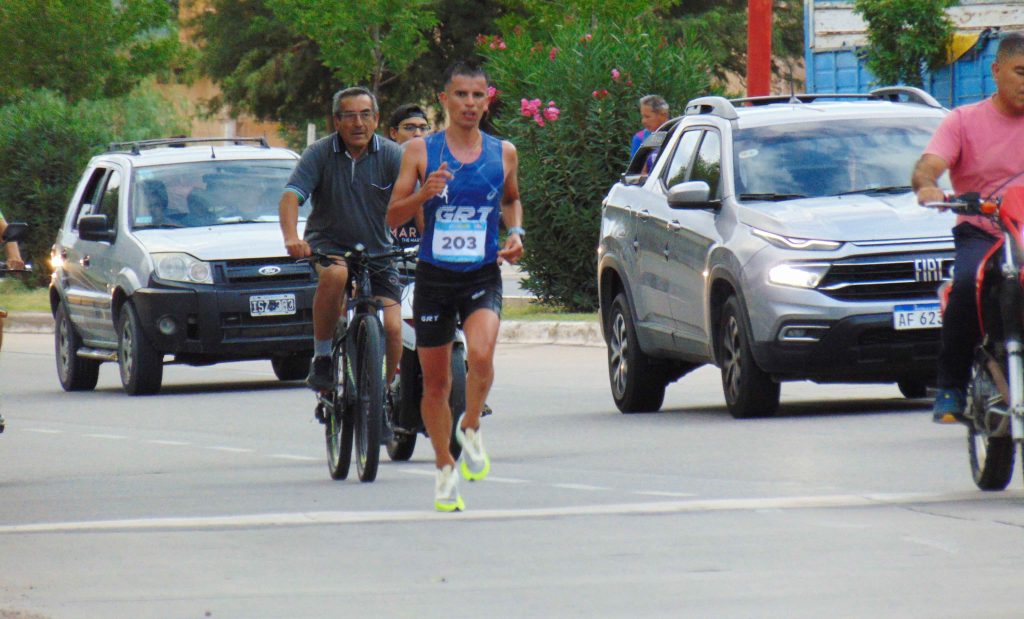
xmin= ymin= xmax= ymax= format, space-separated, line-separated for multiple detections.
xmin=419 ymin=131 xmax=505 ymax=272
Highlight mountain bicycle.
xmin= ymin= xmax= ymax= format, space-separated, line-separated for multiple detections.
xmin=307 ymin=244 xmax=412 ymax=482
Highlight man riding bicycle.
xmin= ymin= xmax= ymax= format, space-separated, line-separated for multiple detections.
xmin=279 ymin=87 xmax=404 ymax=393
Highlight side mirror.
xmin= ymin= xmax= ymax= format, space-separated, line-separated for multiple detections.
xmin=667 ymin=181 xmax=712 ymax=209
xmin=78 ymin=214 xmax=115 ymax=242
xmin=1 ymin=222 xmax=28 ymax=243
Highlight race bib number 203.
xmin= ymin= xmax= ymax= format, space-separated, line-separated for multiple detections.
xmin=433 ymin=220 xmax=486 ymax=263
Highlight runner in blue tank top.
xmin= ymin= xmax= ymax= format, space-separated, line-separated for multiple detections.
xmin=387 ymin=62 xmax=524 ymax=512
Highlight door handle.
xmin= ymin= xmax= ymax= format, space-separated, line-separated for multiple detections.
xmin=667 ymin=220 xmax=684 ymax=232
xmin=637 ymin=209 xmax=650 ymax=221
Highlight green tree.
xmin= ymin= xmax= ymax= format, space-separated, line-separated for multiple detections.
xmin=0 ymin=87 xmax=188 ymax=283
xmin=482 ymin=19 xmax=711 ymax=311
xmin=268 ymin=0 xmax=438 ymax=96
xmin=0 ymin=0 xmax=183 ymax=104
xmin=189 ymin=0 xmax=337 ymax=133
xmin=854 ymin=0 xmax=957 ymax=88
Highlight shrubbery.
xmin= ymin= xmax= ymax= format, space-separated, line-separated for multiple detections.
xmin=0 ymin=85 xmax=187 ymax=284
xmin=481 ymin=20 xmax=712 ymax=311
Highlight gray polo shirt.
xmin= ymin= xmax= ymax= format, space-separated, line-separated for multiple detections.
xmin=285 ymin=133 xmax=402 ymax=253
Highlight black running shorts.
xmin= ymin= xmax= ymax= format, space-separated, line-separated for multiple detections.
xmin=413 ymin=261 xmax=503 ymax=347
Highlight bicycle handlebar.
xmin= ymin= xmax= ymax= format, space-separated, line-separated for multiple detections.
xmin=921 ymin=192 xmax=995 ymax=216
xmin=300 ymin=245 xmax=418 ymax=269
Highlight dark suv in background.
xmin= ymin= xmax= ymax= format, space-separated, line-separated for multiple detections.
xmin=50 ymin=137 xmax=316 ymax=395
xmin=598 ymin=87 xmax=955 ymax=417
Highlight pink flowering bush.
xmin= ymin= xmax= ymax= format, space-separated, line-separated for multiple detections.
xmin=480 ymin=21 xmax=711 ymax=310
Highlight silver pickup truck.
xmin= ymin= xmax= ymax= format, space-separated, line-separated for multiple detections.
xmin=597 ymin=88 xmax=955 ymax=417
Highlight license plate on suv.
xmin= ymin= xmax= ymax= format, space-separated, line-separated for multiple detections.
xmin=249 ymin=293 xmax=296 ymax=317
xmin=893 ymin=303 xmax=942 ymax=330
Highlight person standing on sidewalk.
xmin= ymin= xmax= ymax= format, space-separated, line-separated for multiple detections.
xmin=387 ymin=62 xmax=524 ymax=511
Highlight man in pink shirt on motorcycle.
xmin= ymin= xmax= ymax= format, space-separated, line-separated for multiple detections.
xmin=913 ymin=32 xmax=1024 ymax=423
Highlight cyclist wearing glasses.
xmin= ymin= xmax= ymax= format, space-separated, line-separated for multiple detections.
xmin=388 ymin=62 xmax=524 ymax=511
xmin=280 ymin=86 xmax=404 ymax=393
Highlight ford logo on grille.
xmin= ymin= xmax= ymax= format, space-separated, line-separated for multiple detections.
xmin=258 ymin=266 xmax=282 ymax=276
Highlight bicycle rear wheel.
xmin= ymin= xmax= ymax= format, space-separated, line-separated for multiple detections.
xmin=352 ymin=313 xmax=384 ymax=482
xmin=325 ymin=344 xmax=354 ymax=480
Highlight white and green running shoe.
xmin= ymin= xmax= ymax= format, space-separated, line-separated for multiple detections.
xmin=455 ymin=413 xmax=491 ymax=481
xmin=434 ymin=464 xmax=465 ymax=512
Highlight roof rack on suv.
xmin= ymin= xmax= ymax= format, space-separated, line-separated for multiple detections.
xmin=107 ymin=136 xmax=270 ymax=156
xmin=685 ymin=86 xmax=944 ymax=120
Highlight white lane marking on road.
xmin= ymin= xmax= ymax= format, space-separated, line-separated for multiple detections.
xmin=396 ymin=468 xmax=529 ymax=483
xmin=552 ymin=483 xmax=610 ymax=492
xmin=206 ymin=446 xmax=256 ymax=454
xmin=84 ymin=433 xmax=128 ymax=440
xmin=23 ymin=428 xmax=62 ymax=434
xmin=634 ymin=491 xmax=697 ymax=498
xmin=901 ymin=536 xmax=959 ymax=555
xmin=269 ymin=454 xmax=318 ymax=462
xmin=5 ymin=490 xmax=1008 ymax=534
xmin=147 ymin=440 xmax=190 ymax=446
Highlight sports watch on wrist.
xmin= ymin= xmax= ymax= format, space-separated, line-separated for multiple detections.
xmin=508 ymin=226 xmax=525 ymax=238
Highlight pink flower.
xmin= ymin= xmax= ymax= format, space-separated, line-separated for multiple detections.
xmin=533 ymin=114 xmax=545 ymax=127
xmin=581 ymin=33 xmax=593 ymax=43
xmin=592 ymin=89 xmax=609 ymax=99
xmin=498 ymin=40 xmax=507 ymax=50
xmin=549 ymin=47 xmax=558 ymax=61
xmin=520 ymin=98 xmax=542 ymax=117
xmin=543 ymin=105 xmax=560 ymax=122
xmin=487 ymin=86 xmax=498 ymax=102
xmin=611 ymin=68 xmax=621 ymax=81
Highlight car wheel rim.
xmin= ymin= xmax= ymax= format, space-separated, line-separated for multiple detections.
xmin=120 ymin=321 xmax=134 ymax=381
xmin=972 ymin=432 xmax=988 ymax=468
xmin=722 ymin=315 xmax=742 ymax=403
xmin=609 ymin=311 xmax=628 ymax=397
xmin=58 ymin=317 xmax=72 ymax=378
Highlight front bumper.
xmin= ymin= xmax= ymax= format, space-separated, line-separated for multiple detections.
xmin=132 ymin=283 xmax=316 ymax=361
xmin=752 ymin=313 xmax=940 ymax=382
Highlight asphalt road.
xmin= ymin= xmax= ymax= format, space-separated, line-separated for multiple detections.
xmin=1 ymin=332 xmax=1023 ymax=619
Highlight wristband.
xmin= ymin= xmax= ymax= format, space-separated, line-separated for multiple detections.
xmin=508 ymin=226 xmax=525 ymax=238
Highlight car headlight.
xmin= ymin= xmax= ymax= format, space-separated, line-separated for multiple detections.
xmin=153 ymin=253 xmax=213 ymax=284
xmin=751 ymin=228 xmax=843 ymax=251
xmin=768 ymin=263 xmax=831 ymax=289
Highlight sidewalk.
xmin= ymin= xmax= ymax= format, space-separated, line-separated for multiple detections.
xmin=2 ymin=311 xmax=604 ymax=347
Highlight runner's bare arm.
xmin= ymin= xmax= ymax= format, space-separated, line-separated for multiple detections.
xmin=498 ymin=141 xmax=524 ymax=264
xmin=387 ymin=139 xmax=451 ymax=228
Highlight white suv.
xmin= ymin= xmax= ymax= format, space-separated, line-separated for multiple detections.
xmin=50 ymin=137 xmax=316 ymax=395
xmin=598 ymin=87 xmax=955 ymax=417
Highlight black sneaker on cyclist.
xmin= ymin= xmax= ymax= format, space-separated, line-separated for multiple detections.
xmin=306 ymin=356 xmax=333 ymax=392
xmin=381 ymin=388 xmax=395 ymax=444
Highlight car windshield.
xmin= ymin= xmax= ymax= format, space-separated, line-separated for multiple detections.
xmin=732 ymin=117 xmax=946 ymax=200
xmin=130 ymin=160 xmax=302 ymax=229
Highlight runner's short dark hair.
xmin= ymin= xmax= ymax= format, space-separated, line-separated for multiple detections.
xmin=443 ymin=62 xmax=488 ymax=88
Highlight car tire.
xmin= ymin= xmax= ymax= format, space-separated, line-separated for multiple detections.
xmin=272 ymin=354 xmax=311 ymax=381
xmin=54 ymin=301 xmax=100 ymax=392
xmin=718 ymin=295 xmax=780 ymax=419
xmin=118 ymin=302 xmax=163 ymax=395
xmin=606 ymin=292 xmax=668 ymax=413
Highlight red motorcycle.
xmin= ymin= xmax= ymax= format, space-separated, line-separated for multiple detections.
xmin=928 ymin=187 xmax=1024 ymax=490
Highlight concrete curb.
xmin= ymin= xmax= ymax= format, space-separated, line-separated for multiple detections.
xmin=2 ymin=311 xmax=605 ymax=347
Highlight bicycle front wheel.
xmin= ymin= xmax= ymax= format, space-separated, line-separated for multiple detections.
xmin=325 ymin=344 xmax=354 ymax=481
xmin=352 ymin=313 xmax=385 ymax=482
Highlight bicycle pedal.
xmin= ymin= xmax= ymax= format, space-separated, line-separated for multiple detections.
xmin=482 ymin=404 xmax=494 ymax=417
xmin=314 ymin=405 xmax=326 ymax=424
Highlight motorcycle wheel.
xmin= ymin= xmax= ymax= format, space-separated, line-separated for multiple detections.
xmin=966 ymin=358 xmax=1014 ymax=491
